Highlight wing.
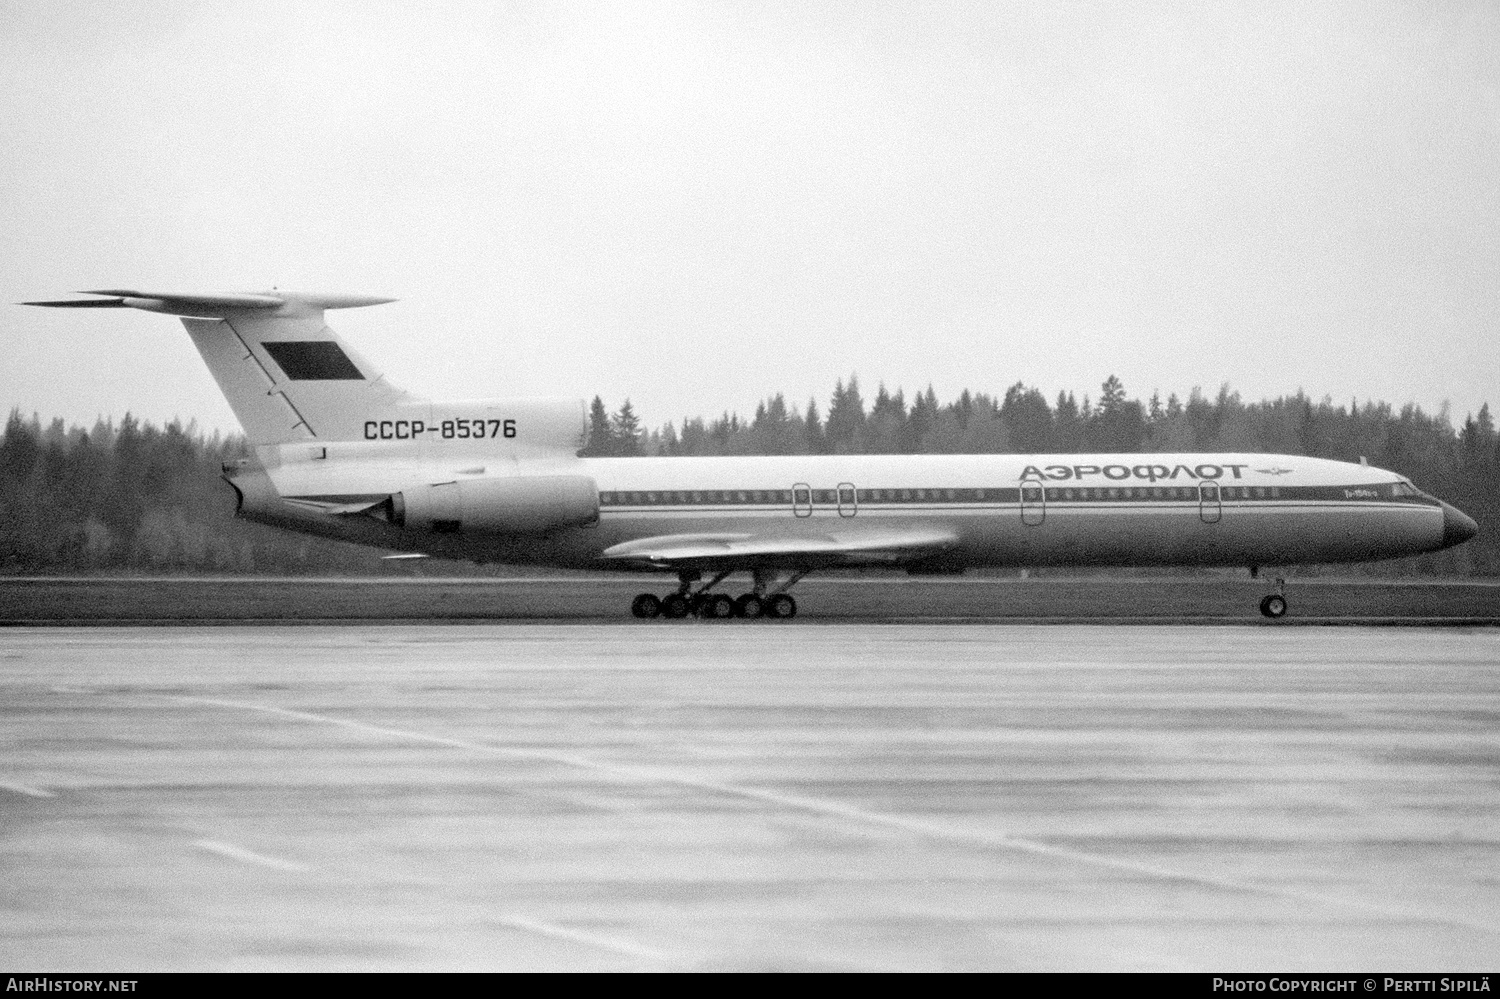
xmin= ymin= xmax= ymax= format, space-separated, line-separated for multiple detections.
xmin=600 ymin=526 xmax=958 ymax=571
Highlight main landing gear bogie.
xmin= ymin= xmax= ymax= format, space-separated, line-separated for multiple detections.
xmin=630 ymin=590 xmax=797 ymax=621
xmin=629 ymin=571 xmax=802 ymax=621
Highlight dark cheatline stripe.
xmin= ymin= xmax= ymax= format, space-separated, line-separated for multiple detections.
xmin=596 ymin=483 xmax=1439 ymax=508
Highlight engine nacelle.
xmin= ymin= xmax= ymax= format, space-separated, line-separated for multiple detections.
xmin=395 ymin=475 xmax=599 ymax=534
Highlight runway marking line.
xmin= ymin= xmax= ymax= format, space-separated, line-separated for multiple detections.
xmin=488 ymin=916 xmax=675 ymax=964
xmin=168 ymin=694 xmax=1500 ymax=939
xmin=194 ymin=838 xmax=310 ymax=873
xmin=0 ymin=780 xmax=55 ymax=798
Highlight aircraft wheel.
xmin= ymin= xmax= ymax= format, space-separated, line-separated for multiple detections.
xmin=631 ymin=593 xmax=661 ymax=619
xmin=735 ymin=594 xmax=764 ymax=619
xmin=702 ymin=593 xmax=735 ymax=619
xmin=662 ymin=593 xmax=692 ymax=619
xmin=765 ymin=593 xmax=797 ymax=619
xmin=1259 ymin=594 xmax=1288 ymax=619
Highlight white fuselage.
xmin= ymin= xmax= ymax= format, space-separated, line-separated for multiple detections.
xmin=228 ymin=448 xmax=1455 ymax=573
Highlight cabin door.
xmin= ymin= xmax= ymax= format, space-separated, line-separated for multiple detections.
xmin=1198 ymin=480 xmax=1222 ymax=524
xmin=1020 ymin=478 xmax=1046 ymax=526
xmin=837 ymin=482 xmax=858 ymax=518
xmin=792 ymin=483 xmax=813 ymax=518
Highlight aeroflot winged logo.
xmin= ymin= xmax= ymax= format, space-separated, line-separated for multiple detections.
xmin=1018 ymin=462 xmax=1250 ymax=482
xmin=1255 ymin=466 xmax=1295 ymax=476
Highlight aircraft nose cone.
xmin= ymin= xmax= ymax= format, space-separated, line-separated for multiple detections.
xmin=1441 ymin=502 xmax=1479 ymax=548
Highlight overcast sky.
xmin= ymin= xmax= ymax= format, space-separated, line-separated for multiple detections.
xmin=3 ymin=0 xmax=1496 ymax=435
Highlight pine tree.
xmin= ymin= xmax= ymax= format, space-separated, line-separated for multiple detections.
xmin=1097 ymin=375 xmax=1127 ymax=415
xmin=611 ymin=400 xmax=643 ymax=457
xmin=1052 ymin=391 xmax=1085 ymax=452
xmin=0 ymin=409 xmax=40 ymax=484
xmin=825 ymin=375 xmax=866 ymax=453
xmin=658 ymin=421 xmax=680 ymax=456
xmin=581 ymin=396 xmax=613 ymax=456
xmin=904 ymin=386 xmax=939 ymax=453
xmin=679 ymin=416 xmax=708 ymax=455
xmin=1000 ymin=382 xmax=1053 ymax=453
xmin=803 ymin=398 xmax=825 ymax=454
xmin=1090 ymin=376 xmax=1145 ymax=452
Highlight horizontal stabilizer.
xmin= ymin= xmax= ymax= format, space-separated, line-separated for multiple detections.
xmin=23 ymin=290 xmax=396 ymax=317
xmin=23 ymin=297 xmax=132 ymax=308
xmin=82 ymin=290 xmax=285 ymax=308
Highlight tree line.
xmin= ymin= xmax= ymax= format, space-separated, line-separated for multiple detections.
xmin=0 ymin=413 xmax=381 ymax=573
xmin=4 ymin=373 xmax=1497 ymax=574
xmin=585 ymin=375 xmax=1499 ymax=574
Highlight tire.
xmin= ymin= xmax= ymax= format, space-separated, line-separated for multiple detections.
xmin=662 ymin=593 xmax=691 ymax=619
xmin=703 ymin=593 xmax=735 ymax=619
xmin=735 ymin=594 xmax=764 ymax=619
xmin=630 ymin=593 xmax=661 ymax=619
xmin=765 ymin=593 xmax=797 ymax=619
xmin=1260 ymin=594 xmax=1287 ymax=619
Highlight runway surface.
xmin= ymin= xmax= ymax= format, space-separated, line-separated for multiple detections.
xmin=1 ymin=625 xmax=1497 ymax=971
xmin=5 ymin=575 xmax=1500 ymax=623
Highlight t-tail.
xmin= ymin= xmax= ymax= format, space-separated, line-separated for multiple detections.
xmin=25 ymin=290 xmax=409 ymax=445
xmin=26 ymin=289 xmax=585 ymax=455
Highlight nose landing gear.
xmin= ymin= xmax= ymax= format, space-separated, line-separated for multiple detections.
xmin=1251 ymin=568 xmax=1289 ymax=619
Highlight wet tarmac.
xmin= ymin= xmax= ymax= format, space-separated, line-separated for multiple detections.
xmin=5 ymin=575 xmax=1500 ymax=623
xmin=1 ymin=625 xmax=1497 ymax=971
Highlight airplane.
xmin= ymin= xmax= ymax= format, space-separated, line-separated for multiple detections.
xmin=25 ymin=289 xmax=1479 ymax=620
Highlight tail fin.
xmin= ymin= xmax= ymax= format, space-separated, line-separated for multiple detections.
xmin=25 ymin=290 xmax=411 ymax=445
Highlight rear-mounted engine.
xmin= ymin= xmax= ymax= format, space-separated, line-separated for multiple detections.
xmin=394 ymin=475 xmax=599 ymax=535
